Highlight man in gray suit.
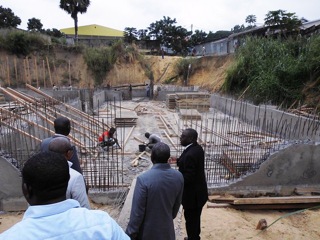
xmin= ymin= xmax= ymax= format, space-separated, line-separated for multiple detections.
xmin=126 ymin=142 xmax=184 ymax=240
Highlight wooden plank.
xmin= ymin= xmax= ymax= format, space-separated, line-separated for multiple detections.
xmin=207 ymin=202 xmax=232 ymax=208
xmin=232 ymin=196 xmax=320 ymax=205
xmin=208 ymin=196 xmax=236 ymax=204
xmin=123 ymin=126 xmax=135 ymax=147
xmin=294 ymin=187 xmax=320 ymax=196
xmin=230 ymin=203 xmax=320 ymax=210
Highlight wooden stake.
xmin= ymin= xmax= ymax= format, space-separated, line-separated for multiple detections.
xmin=42 ymin=59 xmax=46 ymax=88
xmin=34 ymin=57 xmax=39 ymax=88
xmin=6 ymin=56 xmax=10 ymax=86
xmin=69 ymin=59 xmax=71 ymax=85
xmin=14 ymin=57 xmax=18 ymax=85
xmin=46 ymin=56 xmax=52 ymax=86
xmin=23 ymin=58 xmax=28 ymax=84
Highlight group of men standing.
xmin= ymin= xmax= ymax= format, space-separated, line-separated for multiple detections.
xmin=0 ymin=114 xmax=208 ymax=240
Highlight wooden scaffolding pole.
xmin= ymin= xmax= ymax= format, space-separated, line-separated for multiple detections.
xmin=6 ymin=56 xmax=10 ymax=86
xmin=46 ymin=56 xmax=52 ymax=86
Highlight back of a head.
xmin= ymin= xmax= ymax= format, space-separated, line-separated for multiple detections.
xmin=185 ymin=128 xmax=198 ymax=142
xmin=22 ymin=152 xmax=70 ymax=204
xmin=54 ymin=117 xmax=70 ymax=136
xmin=49 ymin=137 xmax=72 ymax=154
xmin=109 ymin=127 xmax=116 ymax=134
xmin=151 ymin=142 xmax=170 ymax=164
xmin=145 ymin=132 xmax=150 ymax=138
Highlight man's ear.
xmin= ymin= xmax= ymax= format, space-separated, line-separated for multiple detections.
xmin=65 ymin=149 xmax=74 ymax=160
xmin=22 ymin=182 xmax=33 ymax=202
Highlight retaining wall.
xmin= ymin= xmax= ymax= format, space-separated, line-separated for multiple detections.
xmin=210 ymin=94 xmax=320 ymax=142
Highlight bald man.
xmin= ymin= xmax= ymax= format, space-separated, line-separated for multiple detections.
xmin=49 ymin=137 xmax=90 ymax=209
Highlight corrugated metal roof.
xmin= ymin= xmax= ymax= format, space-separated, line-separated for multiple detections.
xmin=60 ymin=24 xmax=124 ymax=37
xmin=301 ymin=19 xmax=320 ymax=30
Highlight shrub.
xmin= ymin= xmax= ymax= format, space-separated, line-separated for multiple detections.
xmin=224 ymin=36 xmax=312 ymax=105
xmin=84 ymin=47 xmax=113 ymax=85
xmin=2 ymin=31 xmax=48 ymax=56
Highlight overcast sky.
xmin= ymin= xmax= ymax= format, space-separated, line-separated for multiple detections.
xmin=3 ymin=0 xmax=320 ymax=33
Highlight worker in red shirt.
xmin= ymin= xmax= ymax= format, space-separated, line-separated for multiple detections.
xmin=98 ymin=127 xmax=121 ymax=150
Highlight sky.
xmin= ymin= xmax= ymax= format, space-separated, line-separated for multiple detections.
xmin=3 ymin=0 xmax=320 ymax=33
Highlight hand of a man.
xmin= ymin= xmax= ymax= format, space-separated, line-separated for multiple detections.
xmin=168 ymin=157 xmax=177 ymax=164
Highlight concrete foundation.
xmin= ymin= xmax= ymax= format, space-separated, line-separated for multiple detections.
xmin=0 ymin=156 xmax=27 ymax=211
xmin=209 ymin=143 xmax=320 ymax=196
xmin=2 ymin=90 xmax=320 ymax=212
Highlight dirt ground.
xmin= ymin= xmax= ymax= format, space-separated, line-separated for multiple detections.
xmin=2 ymin=203 xmax=320 ymax=239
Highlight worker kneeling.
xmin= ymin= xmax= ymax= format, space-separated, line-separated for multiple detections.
xmin=98 ymin=127 xmax=121 ymax=151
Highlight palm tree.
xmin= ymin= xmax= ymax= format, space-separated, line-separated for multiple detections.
xmin=245 ymin=15 xmax=257 ymax=27
xmin=59 ymin=0 xmax=90 ymax=42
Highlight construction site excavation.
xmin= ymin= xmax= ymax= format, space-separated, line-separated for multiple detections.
xmin=2 ymin=83 xmax=320 ymax=239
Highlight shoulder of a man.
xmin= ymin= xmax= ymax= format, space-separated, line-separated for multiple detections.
xmin=40 ymin=136 xmax=53 ymax=151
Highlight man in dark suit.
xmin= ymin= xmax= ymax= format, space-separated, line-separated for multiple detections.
xmin=177 ymin=128 xmax=208 ymax=240
xmin=126 ymin=142 xmax=184 ymax=240
xmin=40 ymin=116 xmax=82 ymax=174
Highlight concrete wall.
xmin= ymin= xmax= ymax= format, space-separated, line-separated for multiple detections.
xmin=210 ymin=144 xmax=320 ymax=196
xmin=210 ymin=94 xmax=320 ymax=142
xmin=0 ymin=156 xmax=27 ymax=211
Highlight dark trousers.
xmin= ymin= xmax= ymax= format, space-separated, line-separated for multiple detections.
xmin=184 ymin=207 xmax=203 ymax=240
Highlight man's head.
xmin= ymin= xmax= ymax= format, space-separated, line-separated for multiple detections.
xmin=22 ymin=152 xmax=70 ymax=206
xmin=49 ymin=137 xmax=73 ymax=160
xmin=54 ymin=117 xmax=71 ymax=136
xmin=151 ymin=142 xmax=170 ymax=164
xmin=180 ymin=128 xmax=198 ymax=146
xmin=145 ymin=132 xmax=150 ymax=139
xmin=109 ymin=127 xmax=116 ymax=135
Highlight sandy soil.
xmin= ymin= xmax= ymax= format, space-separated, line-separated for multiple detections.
xmin=2 ymin=203 xmax=320 ymax=239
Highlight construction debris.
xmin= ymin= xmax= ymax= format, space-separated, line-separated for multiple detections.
xmin=130 ymin=151 xmax=150 ymax=167
xmin=166 ymin=92 xmax=210 ymax=112
xmin=256 ymin=219 xmax=268 ymax=230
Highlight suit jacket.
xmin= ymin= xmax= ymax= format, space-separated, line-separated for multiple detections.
xmin=177 ymin=143 xmax=208 ymax=209
xmin=40 ymin=134 xmax=82 ymax=174
xmin=126 ymin=163 xmax=184 ymax=240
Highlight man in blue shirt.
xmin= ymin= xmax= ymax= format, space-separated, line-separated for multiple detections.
xmin=0 ymin=152 xmax=129 ymax=240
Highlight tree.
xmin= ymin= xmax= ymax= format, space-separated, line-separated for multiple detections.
xmin=137 ymin=29 xmax=149 ymax=41
xmin=44 ymin=28 xmax=64 ymax=38
xmin=207 ymin=30 xmax=231 ymax=42
xmin=124 ymin=27 xmax=138 ymax=43
xmin=0 ymin=6 xmax=21 ymax=28
xmin=264 ymin=10 xmax=302 ymax=37
xmin=245 ymin=15 xmax=257 ymax=27
xmin=170 ymin=26 xmax=191 ymax=55
xmin=147 ymin=16 xmax=191 ymax=54
xmin=190 ymin=29 xmax=207 ymax=45
xmin=27 ymin=18 xmax=43 ymax=32
xmin=232 ymin=24 xmax=245 ymax=33
xmin=59 ymin=0 xmax=90 ymax=41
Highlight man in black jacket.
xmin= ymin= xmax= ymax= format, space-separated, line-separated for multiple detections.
xmin=177 ymin=128 xmax=208 ymax=240
xmin=41 ymin=116 xmax=82 ymax=174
